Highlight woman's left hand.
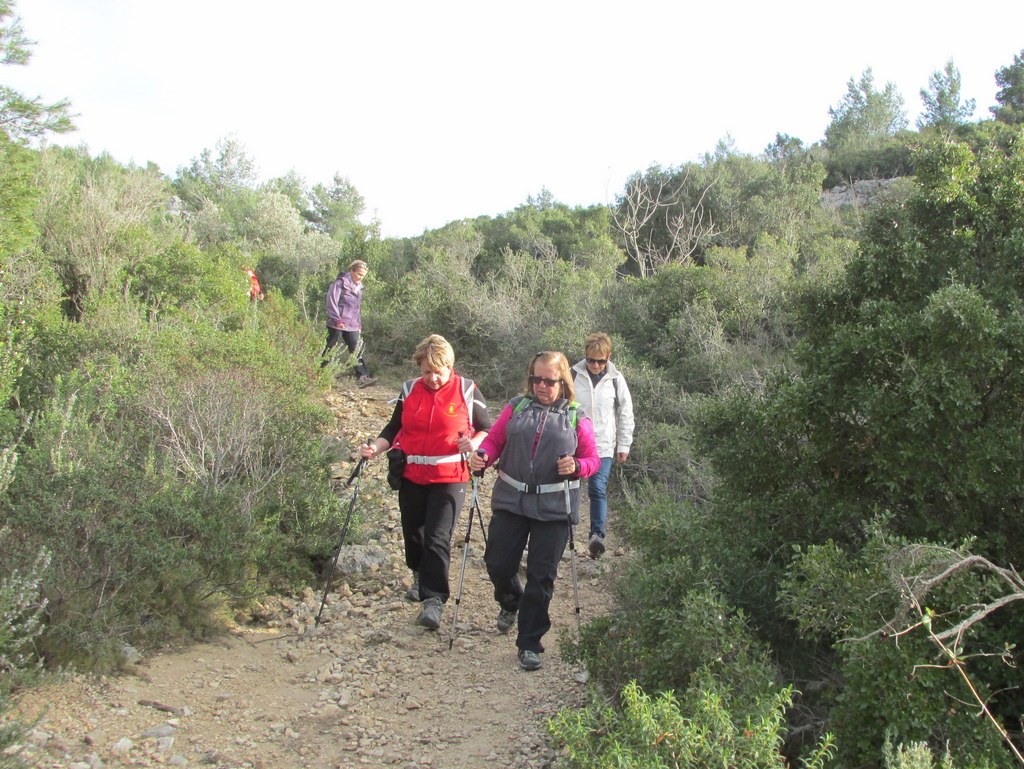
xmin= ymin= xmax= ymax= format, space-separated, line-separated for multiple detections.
xmin=556 ymin=455 xmax=578 ymax=476
xmin=456 ymin=435 xmax=474 ymax=454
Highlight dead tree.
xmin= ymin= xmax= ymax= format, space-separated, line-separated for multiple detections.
xmin=613 ymin=168 xmax=717 ymax=277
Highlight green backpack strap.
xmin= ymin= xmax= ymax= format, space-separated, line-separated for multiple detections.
xmin=512 ymin=395 xmax=579 ymax=428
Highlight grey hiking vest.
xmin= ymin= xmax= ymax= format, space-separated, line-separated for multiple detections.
xmin=491 ymin=396 xmax=583 ymax=524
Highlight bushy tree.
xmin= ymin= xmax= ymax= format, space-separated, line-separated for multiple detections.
xmin=824 ymin=69 xmax=913 ymax=185
xmin=32 ymin=146 xmax=174 ymax=319
xmin=371 ymin=203 xmax=615 ymax=396
xmin=917 ymin=58 xmax=976 ymax=133
xmin=826 ymin=68 xmax=908 ymax=147
xmin=612 ymin=144 xmax=832 ymax=279
xmin=693 ymin=133 xmax=1024 ymax=766
xmin=173 ymin=136 xmax=258 ymax=211
xmin=264 ymin=171 xmax=370 ymax=242
xmin=991 ymin=49 xmax=1024 ymax=125
xmin=0 ymin=0 xmax=72 ymax=140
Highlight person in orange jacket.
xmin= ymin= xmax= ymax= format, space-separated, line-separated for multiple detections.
xmin=244 ymin=268 xmax=264 ymax=301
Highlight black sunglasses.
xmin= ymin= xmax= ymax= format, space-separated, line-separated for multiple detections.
xmin=586 ymin=357 xmax=607 ymax=365
xmin=529 ymin=375 xmax=561 ymax=387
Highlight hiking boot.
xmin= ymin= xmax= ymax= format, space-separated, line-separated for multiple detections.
xmin=417 ymin=597 xmax=443 ymax=630
xmin=588 ymin=533 xmax=606 ymax=559
xmin=496 ymin=607 xmax=517 ymax=634
xmin=404 ymin=572 xmax=420 ymax=602
xmin=518 ymin=649 xmax=542 ymax=671
xmin=356 ymin=376 xmax=377 ymax=388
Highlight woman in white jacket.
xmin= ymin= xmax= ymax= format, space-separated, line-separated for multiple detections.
xmin=571 ymin=333 xmax=635 ymax=558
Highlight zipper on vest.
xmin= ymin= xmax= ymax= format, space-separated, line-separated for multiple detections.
xmin=528 ymin=408 xmax=548 ymax=479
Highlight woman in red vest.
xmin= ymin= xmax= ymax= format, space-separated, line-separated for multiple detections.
xmin=360 ymin=335 xmax=492 ymax=629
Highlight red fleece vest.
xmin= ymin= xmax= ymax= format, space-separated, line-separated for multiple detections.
xmin=395 ymin=375 xmax=472 ymax=485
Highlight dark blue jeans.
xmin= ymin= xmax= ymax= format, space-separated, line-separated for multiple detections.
xmin=484 ymin=509 xmax=569 ymax=654
xmin=587 ymin=456 xmax=614 ymax=537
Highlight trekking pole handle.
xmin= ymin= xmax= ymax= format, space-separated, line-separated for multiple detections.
xmin=473 ymin=449 xmax=486 ymax=478
xmin=558 ymin=453 xmax=579 ymax=476
xmin=345 ymin=439 xmax=371 ymax=488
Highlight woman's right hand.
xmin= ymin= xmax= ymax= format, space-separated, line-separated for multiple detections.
xmin=361 ymin=439 xmax=384 ymax=460
xmin=469 ymin=452 xmax=487 ymax=472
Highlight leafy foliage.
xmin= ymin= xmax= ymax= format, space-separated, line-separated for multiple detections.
xmin=823 ymin=69 xmax=914 ymax=185
xmin=6 ymin=40 xmax=1024 ymax=768
xmin=549 ymin=676 xmax=835 ymax=769
xmin=0 ymin=129 xmax=37 ymax=255
xmin=686 ymin=133 xmax=1024 ymax=765
xmin=917 ymin=59 xmax=976 ymax=134
xmin=0 ymin=0 xmax=72 ymax=140
xmin=991 ymin=49 xmax=1024 ymax=125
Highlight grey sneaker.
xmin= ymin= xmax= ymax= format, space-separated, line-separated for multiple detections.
xmin=588 ymin=533 xmax=606 ymax=558
xmin=356 ymin=376 xmax=377 ymax=389
xmin=417 ymin=597 xmax=443 ymax=630
xmin=405 ymin=572 xmax=420 ymax=602
xmin=518 ymin=649 xmax=542 ymax=671
xmin=496 ymin=607 xmax=517 ymax=634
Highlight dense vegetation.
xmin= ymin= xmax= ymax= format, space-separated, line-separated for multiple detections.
xmin=4 ymin=1 xmax=1024 ymax=765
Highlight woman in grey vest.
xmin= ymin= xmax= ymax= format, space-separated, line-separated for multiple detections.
xmin=470 ymin=352 xmax=600 ymax=671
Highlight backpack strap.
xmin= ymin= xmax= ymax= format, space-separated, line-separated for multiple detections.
xmin=512 ymin=395 xmax=579 ymax=428
xmin=461 ymin=376 xmax=478 ymax=431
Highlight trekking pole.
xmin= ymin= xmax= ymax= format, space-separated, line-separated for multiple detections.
xmin=469 ymin=452 xmax=488 ymax=546
xmin=449 ymin=453 xmax=486 ymax=650
xmin=459 ymin=436 xmax=487 ymax=546
xmin=315 ymin=442 xmax=370 ymax=627
xmin=561 ymin=455 xmax=582 ymax=633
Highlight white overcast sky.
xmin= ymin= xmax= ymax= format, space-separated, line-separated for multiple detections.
xmin=6 ymin=0 xmax=1024 ymax=237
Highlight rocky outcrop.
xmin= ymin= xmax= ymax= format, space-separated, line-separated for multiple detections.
xmin=820 ymin=177 xmax=912 ymax=210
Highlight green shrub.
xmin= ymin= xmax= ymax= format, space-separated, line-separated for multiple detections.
xmin=0 ymin=528 xmax=49 ymax=684
xmin=2 ymin=300 xmax=337 ymax=668
xmin=549 ymin=675 xmax=835 ymax=769
xmin=883 ymin=739 xmax=958 ymax=769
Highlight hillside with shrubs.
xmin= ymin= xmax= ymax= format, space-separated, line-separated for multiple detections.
xmin=4 ymin=3 xmax=1024 ymax=764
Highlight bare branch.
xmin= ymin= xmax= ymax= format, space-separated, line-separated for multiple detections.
xmin=612 ymin=169 xmax=717 ymax=277
xmin=842 ymin=544 xmax=1024 ymax=764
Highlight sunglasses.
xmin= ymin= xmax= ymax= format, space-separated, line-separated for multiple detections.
xmin=529 ymin=375 xmax=561 ymax=388
xmin=586 ymin=358 xmax=607 ymax=365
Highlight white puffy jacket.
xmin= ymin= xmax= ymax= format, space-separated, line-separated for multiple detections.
xmin=571 ymin=359 xmax=635 ymax=458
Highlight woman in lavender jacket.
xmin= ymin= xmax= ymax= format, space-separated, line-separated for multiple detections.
xmin=321 ymin=259 xmax=375 ymax=387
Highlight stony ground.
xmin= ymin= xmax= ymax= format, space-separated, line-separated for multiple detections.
xmin=8 ymin=379 xmax=626 ymax=769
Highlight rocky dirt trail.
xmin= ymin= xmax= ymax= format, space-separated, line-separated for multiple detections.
xmin=10 ymin=380 xmax=626 ymax=769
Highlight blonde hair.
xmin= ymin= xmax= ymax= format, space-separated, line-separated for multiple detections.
xmin=413 ymin=334 xmax=455 ymax=370
xmin=525 ymin=351 xmax=576 ymax=402
xmin=347 ymin=259 xmax=368 ymax=273
xmin=585 ymin=332 xmax=612 ymax=359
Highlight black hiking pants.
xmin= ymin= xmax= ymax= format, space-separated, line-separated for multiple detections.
xmin=398 ymin=480 xmax=466 ymax=603
xmin=484 ymin=509 xmax=569 ymax=654
xmin=321 ymin=327 xmax=370 ymax=378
